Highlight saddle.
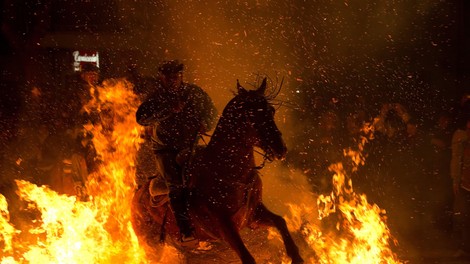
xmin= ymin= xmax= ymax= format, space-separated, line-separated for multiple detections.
xmin=148 ymin=176 xmax=169 ymax=207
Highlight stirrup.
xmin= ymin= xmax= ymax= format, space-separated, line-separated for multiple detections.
xmin=180 ymin=233 xmax=199 ymax=248
xmin=150 ymin=195 xmax=168 ymax=207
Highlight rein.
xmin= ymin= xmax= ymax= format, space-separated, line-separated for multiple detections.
xmin=198 ymin=132 xmax=210 ymax=146
xmin=253 ymin=149 xmax=272 ymax=170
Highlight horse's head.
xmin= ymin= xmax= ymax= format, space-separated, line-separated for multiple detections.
xmin=235 ymin=78 xmax=287 ymax=160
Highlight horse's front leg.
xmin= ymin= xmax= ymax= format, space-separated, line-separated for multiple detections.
xmin=214 ymin=213 xmax=256 ymax=264
xmin=253 ymin=203 xmax=305 ymax=264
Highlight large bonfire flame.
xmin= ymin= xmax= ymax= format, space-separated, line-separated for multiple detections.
xmin=289 ymin=121 xmax=402 ymax=263
xmin=1 ymin=79 xmax=178 ymax=263
xmin=1 ymin=80 xmax=401 ymax=263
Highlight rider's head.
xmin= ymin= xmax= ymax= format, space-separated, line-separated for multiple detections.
xmin=158 ymin=60 xmax=184 ymax=91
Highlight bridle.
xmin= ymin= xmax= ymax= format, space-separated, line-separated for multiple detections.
xmin=253 ymin=148 xmax=273 ymax=170
xmin=242 ymin=98 xmax=278 ymax=170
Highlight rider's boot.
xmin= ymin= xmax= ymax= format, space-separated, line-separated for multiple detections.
xmin=169 ymin=188 xmax=198 ymax=247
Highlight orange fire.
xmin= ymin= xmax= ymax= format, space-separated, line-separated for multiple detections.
xmin=1 ymin=79 xmax=402 ymax=263
xmin=0 ymin=79 xmax=180 ymax=263
xmin=277 ymin=121 xmax=402 ymax=263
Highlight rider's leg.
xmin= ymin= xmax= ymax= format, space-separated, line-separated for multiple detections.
xmin=168 ymin=186 xmax=194 ymax=239
xmin=155 ymin=151 xmax=195 ymax=241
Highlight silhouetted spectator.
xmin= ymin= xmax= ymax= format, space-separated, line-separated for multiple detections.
xmin=424 ymin=111 xmax=454 ymax=233
xmin=450 ymin=113 xmax=470 ymax=257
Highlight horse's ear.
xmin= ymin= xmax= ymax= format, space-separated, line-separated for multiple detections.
xmin=237 ymin=79 xmax=247 ymax=94
xmin=256 ymin=77 xmax=267 ymax=95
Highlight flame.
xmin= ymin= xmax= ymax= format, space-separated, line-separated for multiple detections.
xmin=281 ymin=121 xmax=402 ymax=263
xmin=0 ymin=195 xmax=17 ymax=256
xmin=0 ymin=79 xmax=180 ymax=263
xmin=1 ymin=79 xmax=402 ymax=263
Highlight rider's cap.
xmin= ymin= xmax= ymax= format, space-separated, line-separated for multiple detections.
xmin=158 ymin=60 xmax=184 ymax=75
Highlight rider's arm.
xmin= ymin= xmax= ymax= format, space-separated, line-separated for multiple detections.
xmin=193 ymin=87 xmax=218 ymax=132
xmin=136 ymin=97 xmax=173 ymax=126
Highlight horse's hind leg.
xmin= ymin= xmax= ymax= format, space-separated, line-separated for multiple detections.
xmin=253 ymin=203 xmax=304 ymax=264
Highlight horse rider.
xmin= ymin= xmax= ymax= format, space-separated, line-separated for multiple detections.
xmin=136 ymin=60 xmax=218 ymax=244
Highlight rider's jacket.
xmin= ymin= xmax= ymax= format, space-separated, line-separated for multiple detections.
xmin=136 ymin=82 xmax=217 ymax=152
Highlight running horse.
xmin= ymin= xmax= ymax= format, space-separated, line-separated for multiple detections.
xmin=131 ymin=78 xmax=304 ymax=264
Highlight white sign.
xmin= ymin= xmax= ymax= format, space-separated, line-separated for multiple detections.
xmin=73 ymin=51 xmax=100 ymax=72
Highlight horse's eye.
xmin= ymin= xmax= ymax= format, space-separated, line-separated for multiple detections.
xmin=269 ymin=106 xmax=275 ymax=115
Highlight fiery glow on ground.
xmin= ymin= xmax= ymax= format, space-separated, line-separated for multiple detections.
xmin=0 ymin=80 xmax=401 ymax=263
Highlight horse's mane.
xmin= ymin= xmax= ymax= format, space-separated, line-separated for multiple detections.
xmin=210 ymin=77 xmax=281 ymax=146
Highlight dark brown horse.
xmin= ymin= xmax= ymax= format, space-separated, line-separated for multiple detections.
xmin=132 ymin=78 xmax=304 ymax=264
